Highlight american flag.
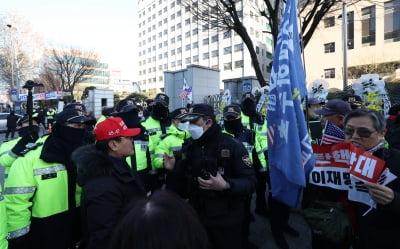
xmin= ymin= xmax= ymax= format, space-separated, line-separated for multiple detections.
xmin=321 ymin=121 xmax=345 ymax=145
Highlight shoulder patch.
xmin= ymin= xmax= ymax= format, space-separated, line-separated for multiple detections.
xmin=242 ymin=155 xmax=252 ymax=167
xmin=221 ymin=149 xmax=230 ymax=158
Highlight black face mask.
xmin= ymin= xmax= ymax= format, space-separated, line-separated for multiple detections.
xmin=116 ymin=112 xmax=141 ymax=128
xmin=18 ymin=126 xmax=39 ymax=137
xmin=152 ymin=104 xmax=169 ymax=120
xmin=53 ymin=124 xmax=86 ymax=147
xmin=242 ymin=100 xmax=257 ymax=116
xmin=224 ymin=118 xmax=243 ymax=134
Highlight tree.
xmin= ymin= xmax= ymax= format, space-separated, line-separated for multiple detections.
xmin=0 ymin=13 xmax=45 ymax=93
xmin=34 ymin=62 xmax=62 ymax=92
xmin=126 ymin=92 xmax=149 ymax=106
xmin=183 ymin=0 xmax=364 ymax=87
xmin=44 ymin=47 xmax=99 ymax=100
xmin=81 ymin=86 xmax=96 ymax=100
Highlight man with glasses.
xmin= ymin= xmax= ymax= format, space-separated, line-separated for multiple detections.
xmin=4 ymin=107 xmax=93 ymax=249
xmin=163 ymin=103 xmax=256 ymax=249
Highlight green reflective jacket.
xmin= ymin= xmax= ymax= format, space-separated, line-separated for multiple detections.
xmin=4 ymin=139 xmax=81 ymax=240
xmin=0 ymin=168 xmax=8 ymax=249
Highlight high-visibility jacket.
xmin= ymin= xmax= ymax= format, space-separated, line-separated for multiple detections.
xmin=0 ymin=137 xmax=20 ymax=177
xmin=141 ymin=116 xmax=171 ymax=171
xmin=241 ymin=113 xmax=268 ymax=170
xmin=46 ymin=110 xmax=56 ymax=120
xmin=0 ymin=167 xmax=8 ymax=249
xmin=4 ymin=136 xmax=81 ymax=248
xmin=153 ymin=125 xmax=190 ymax=169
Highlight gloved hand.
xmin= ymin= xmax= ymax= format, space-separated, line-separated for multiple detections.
xmin=11 ymin=131 xmax=39 ymax=156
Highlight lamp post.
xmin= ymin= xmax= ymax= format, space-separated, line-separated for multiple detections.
xmin=6 ymin=24 xmax=14 ymax=94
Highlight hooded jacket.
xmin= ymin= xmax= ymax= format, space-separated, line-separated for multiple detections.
xmin=72 ymin=144 xmax=146 ymax=249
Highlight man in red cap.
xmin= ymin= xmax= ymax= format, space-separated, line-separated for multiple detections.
xmin=72 ymin=117 xmax=146 ymax=249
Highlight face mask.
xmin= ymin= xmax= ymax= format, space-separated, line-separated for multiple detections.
xmin=55 ymin=125 xmax=86 ymax=146
xmin=188 ymin=123 xmax=204 ymax=140
xmin=178 ymin=121 xmax=190 ymax=131
xmin=18 ymin=126 xmax=39 ymax=137
xmin=224 ymin=118 xmax=243 ymax=134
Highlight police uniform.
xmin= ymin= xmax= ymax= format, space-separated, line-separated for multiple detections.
xmin=4 ymin=108 xmax=92 ymax=249
xmin=0 ymin=166 xmax=7 ymax=249
xmin=175 ymin=104 xmax=256 ymax=249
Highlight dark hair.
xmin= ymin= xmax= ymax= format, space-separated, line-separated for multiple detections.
xmin=94 ymin=138 xmax=122 ymax=154
xmin=111 ymin=190 xmax=210 ymax=249
xmin=344 ymin=108 xmax=386 ymax=132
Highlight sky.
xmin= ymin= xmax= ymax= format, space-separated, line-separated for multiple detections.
xmin=2 ymin=0 xmax=138 ymax=79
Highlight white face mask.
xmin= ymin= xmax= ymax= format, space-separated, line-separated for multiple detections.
xmin=178 ymin=121 xmax=190 ymax=131
xmin=188 ymin=123 xmax=204 ymax=140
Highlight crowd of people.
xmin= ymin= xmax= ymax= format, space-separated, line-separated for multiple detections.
xmin=0 ymin=92 xmax=399 ymax=249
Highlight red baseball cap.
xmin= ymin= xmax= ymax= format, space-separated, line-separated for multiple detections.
xmin=93 ymin=117 xmax=140 ymax=141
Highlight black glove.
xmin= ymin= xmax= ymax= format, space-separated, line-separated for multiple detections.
xmin=11 ymin=131 xmax=39 ymax=156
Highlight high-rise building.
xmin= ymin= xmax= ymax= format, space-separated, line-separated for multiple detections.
xmin=304 ymin=0 xmax=400 ymax=90
xmin=137 ymin=0 xmax=273 ymax=97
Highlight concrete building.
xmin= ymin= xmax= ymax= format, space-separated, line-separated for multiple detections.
xmin=304 ymin=0 xmax=400 ymax=90
xmin=136 ymin=0 xmax=273 ymax=98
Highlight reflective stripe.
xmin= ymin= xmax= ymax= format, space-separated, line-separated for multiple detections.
xmin=0 ymin=193 xmax=3 ymax=201
xmin=154 ymin=154 xmax=164 ymax=158
xmin=34 ymin=165 xmax=66 ymax=176
xmin=5 ymin=186 xmax=36 ymax=194
xmin=258 ymin=132 xmax=267 ymax=136
xmin=134 ymin=140 xmax=148 ymax=145
xmin=0 ymin=151 xmax=9 ymax=157
xmin=7 ymin=225 xmax=30 ymax=239
xmin=8 ymin=151 xmax=18 ymax=158
xmin=257 ymin=150 xmax=264 ymax=155
xmin=170 ymin=146 xmax=181 ymax=151
xmin=147 ymin=128 xmax=161 ymax=133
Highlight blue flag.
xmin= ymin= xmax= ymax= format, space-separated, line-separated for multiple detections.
xmin=266 ymin=0 xmax=315 ymax=207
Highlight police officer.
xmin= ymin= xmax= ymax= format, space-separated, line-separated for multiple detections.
xmin=46 ymin=107 xmax=57 ymax=129
xmin=153 ymin=107 xmax=190 ymax=192
xmin=113 ymin=98 xmax=150 ymax=191
xmin=141 ymin=93 xmax=171 ymax=186
xmin=222 ymin=104 xmax=259 ymax=249
xmin=240 ymin=92 xmax=269 ymax=216
xmin=163 ymin=104 xmax=256 ymax=249
xmin=0 ymin=112 xmax=40 ymax=177
xmin=0 ymin=165 xmax=7 ymax=249
xmin=4 ymin=107 xmax=92 ymax=249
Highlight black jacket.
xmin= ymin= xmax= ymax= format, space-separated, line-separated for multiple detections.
xmin=175 ymin=123 xmax=256 ymax=226
xmin=72 ymin=145 xmax=146 ymax=249
xmin=353 ymin=148 xmax=400 ymax=249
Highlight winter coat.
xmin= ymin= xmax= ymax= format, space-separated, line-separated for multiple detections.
xmin=72 ymin=144 xmax=146 ymax=249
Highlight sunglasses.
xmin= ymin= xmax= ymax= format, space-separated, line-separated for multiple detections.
xmin=343 ymin=127 xmax=376 ymax=138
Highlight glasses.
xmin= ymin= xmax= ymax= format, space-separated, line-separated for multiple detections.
xmin=343 ymin=127 xmax=376 ymax=138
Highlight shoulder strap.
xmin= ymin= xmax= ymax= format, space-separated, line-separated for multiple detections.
xmin=0 ymin=166 xmax=5 ymax=191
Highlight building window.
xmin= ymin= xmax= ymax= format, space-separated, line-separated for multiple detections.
xmin=193 ymin=55 xmax=199 ymax=62
xmin=211 ymin=35 xmax=219 ymax=43
xmin=177 ymin=35 xmax=182 ymax=41
xmin=256 ymin=46 xmax=260 ymax=54
xmin=203 ymin=38 xmax=209 ymax=45
xmin=234 ymin=60 xmax=244 ymax=68
xmin=185 ymin=57 xmax=191 ymax=64
xmin=384 ymin=0 xmax=400 ymax=41
xmin=158 ymin=43 xmax=162 ymax=48
xmin=234 ymin=43 xmax=244 ymax=52
xmin=211 ymin=65 xmax=219 ymax=70
xmin=324 ymin=68 xmax=335 ymax=78
xmin=185 ymin=31 xmax=191 ymax=38
xmin=171 ymin=14 xmax=175 ymax=20
xmin=185 ymin=44 xmax=191 ymax=51
xmin=223 ymin=31 xmax=232 ymax=39
xmin=224 ymin=62 xmax=232 ymax=70
xmin=177 ymin=60 xmax=182 ymax=66
xmin=171 ymin=26 xmax=175 ymax=32
xmin=202 ymin=24 xmax=208 ymax=31
xmin=203 ymin=52 xmax=209 ymax=59
xmin=177 ymin=23 xmax=182 ymax=29
xmin=223 ymin=46 xmax=232 ymax=54
xmin=158 ymin=54 xmax=163 ymax=59
xmin=171 ymin=37 xmax=175 ymax=44
xmin=185 ymin=18 xmax=191 ymax=25
xmin=324 ymin=16 xmax=335 ymax=28
xmin=324 ymin=42 xmax=335 ymax=53
xmin=171 ymin=61 xmax=176 ymax=67
xmin=211 ymin=50 xmax=219 ymax=57
xmin=193 ymin=41 xmax=199 ymax=48
xmin=192 ymin=28 xmax=198 ymax=35
xmin=177 ymin=10 xmax=181 ymax=17
xmin=347 ymin=11 xmax=355 ymax=49
xmin=171 ymin=49 xmax=176 ymax=55
xmin=361 ymin=6 xmax=376 ymax=45
xmin=177 ymin=47 xmax=182 ymax=53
